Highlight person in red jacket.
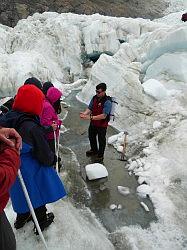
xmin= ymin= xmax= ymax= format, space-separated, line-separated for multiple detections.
xmin=80 ymin=83 xmax=112 ymax=162
xmin=0 ymin=127 xmax=21 ymax=250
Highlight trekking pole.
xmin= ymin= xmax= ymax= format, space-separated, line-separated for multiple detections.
xmin=56 ymin=133 xmax=60 ymax=173
xmin=55 ymin=122 xmax=62 ymax=173
xmin=18 ymin=170 xmax=48 ymax=250
xmin=120 ymin=131 xmax=128 ymax=161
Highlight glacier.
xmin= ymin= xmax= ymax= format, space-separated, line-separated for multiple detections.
xmin=1 ymin=1 xmax=187 ymax=249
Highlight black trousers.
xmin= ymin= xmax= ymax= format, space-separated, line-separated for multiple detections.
xmin=0 ymin=211 xmax=16 ymax=250
xmin=88 ymin=123 xmax=107 ymax=157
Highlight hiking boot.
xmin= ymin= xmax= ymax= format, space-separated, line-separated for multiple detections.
xmin=95 ymin=156 xmax=104 ymax=163
xmin=86 ymin=150 xmax=98 ymax=157
xmin=14 ymin=213 xmax=32 ymax=229
xmin=34 ymin=212 xmax=55 ymax=235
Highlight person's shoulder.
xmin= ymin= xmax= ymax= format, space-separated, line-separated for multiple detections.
xmin=105 ymin=96 xmax=112 ymax=104
xmin=42 ymin=100 xmax=54 ymax=113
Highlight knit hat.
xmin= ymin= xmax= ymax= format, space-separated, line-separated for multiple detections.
xmin=24 ymin=77 xmax=43 ymax=91
xmin=13 ymin=85 xmax=44 ymax=116
xmin=42 ymin=81 xmax=54 ymax=95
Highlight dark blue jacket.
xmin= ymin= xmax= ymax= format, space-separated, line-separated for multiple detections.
xmin=0 ymin=111 xmax=67 ymax=213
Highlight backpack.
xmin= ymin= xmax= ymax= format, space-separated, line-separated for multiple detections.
xmin=107 ymin=96 xmax=118 ymax=122
xmin=93 ymin=95 xmax=118 ymax=122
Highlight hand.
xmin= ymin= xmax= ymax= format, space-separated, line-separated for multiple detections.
xmin=51 ymin=122 xmax=57 ymax=131
xmin=80 ymin=114 xmax=90 ymax=120
xmin=0 ymin=128 xmax=22 ymax=150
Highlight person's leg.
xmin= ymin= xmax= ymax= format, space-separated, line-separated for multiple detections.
xmin=34 ymin=205 xmax=47 ymax=222
xmin=87 ymin=124 xmax=98 ymax=155
xmin=97 ymin=127 xmax=107 ymax=159
xmin=14 ymin=211 xmax=32 ymax=229
xmin=0 ymin=211 xmax=16 ymax=250
xmin=34 ymin=205 xmax=54 ymax=234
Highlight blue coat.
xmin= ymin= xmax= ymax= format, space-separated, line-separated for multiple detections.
xmin=0 ymin=111 xmax=67 ymax=213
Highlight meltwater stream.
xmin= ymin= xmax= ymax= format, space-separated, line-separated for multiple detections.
xmin=60 ymin=90 xmax=157 ymax=246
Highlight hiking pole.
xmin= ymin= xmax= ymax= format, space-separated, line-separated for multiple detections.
xmin=55 ymin=121 xmax=62 ymax=173
xmin=120 ymin=131 xmax=128 ymax=161
xmin=56 ymin=132 xmax=60 ymax=173
xmin=18 ymin=170 xmax=48 ymax=250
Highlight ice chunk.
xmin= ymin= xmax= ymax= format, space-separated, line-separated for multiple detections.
xmin=109 ymin=204 xmax=117 ymax=210
xmin=140 ymin=202 xmax=150 ymax=212
xmin=117 ymin=186 xmax=130 ymax=196
xmin=142 ymin=79 xmax=168 ymax=100
xmin=137 ymin=184 xmax=153 ymax=198
xmin=85 ymin=163 xmax=108 ymax=180
xmin=128 ymin=160 xmax=138 ymax=171
xmin=117 ymin=204 xmax=122 ymax=209
xmin=153 ymin=121 xmax=162 ymax=129
xmin=108 ymin=134 xmax=119 ymax=144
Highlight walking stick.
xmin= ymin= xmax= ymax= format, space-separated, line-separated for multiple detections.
xmin=54 ymin=121 xmax=62 ymax=173
xmin=54 ymin=130 xmax=57 ymax=154
xmin=56 ymin=132 xmax=60 ymax=173
xmin=54 ymin=130 xmax=59 ymax=173
xmin=18 ymin=170 xmax=48 ymax=250
xmin=120 ymin=131 xmax=128 ymax=161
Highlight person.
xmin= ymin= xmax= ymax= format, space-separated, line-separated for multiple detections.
xmin=0 ymin=127 xmax=21 ymax=250
xmin=80 ymin=83 xmax=112 ymax=162
xmin=40 ymin=87 xmax=62 ymax=153
xmin=0 ymin=85 xmax=66 ymax=234
xmin=181 ymin=13 xmax=187 ymax=22
xmin=24 ymin=77 xmax=43 ymax=91
xmin=42 ymin=81 xmax=54 ymax=96
xmin=0 ymin=77 xmax=42 ymax=115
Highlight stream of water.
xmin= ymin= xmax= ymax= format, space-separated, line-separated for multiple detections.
xmin=60 ymin=90 xmax=157 ymax=237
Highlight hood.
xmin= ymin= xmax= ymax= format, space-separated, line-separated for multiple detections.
xmin=13 ymin=85 xmax=44 ymax=116
xmin=46 ymin=87 xmax=62 ymax=105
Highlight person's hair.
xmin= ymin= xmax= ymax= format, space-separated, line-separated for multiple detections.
xmin=24 ymin=77 xmax=42 ymax=91
xmin=96 ymin=82 xmax=107 ymax=91
xmin=53 ymin=99 xmax=62 ymax=114
xmin=42 ymin=81 xmax=54 ymax=95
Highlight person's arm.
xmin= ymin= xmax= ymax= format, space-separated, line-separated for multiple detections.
xmin=80 ymin=99 xmax=112 ymax=121
xmin=41 ymin=105 xmax=55 ymax=127
xmin=30 ymin=125 xmax=57 ymax=166
xmin=40 ymin=105 xmax=58 ymax=132
xmin=80 ymin=98 xmax=93 ymax=118
xmin=80 ymin=108 xmax=91 ymax=116
xmin=0 ymin=144 xmax=20 ymax=197
xmin=42 ymin=125 xmax=56 ymax=133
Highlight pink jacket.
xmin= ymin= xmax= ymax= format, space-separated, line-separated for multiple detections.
xmin=40 ymin=87 xmax=62 ymax=140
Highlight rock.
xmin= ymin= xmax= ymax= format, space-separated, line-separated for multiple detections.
xmin=0 ymin=0 xmax=168 ymax=27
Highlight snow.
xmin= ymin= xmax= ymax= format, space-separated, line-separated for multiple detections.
xmin=5 ymin=201 xmax=114 ymax=250
xmin=1 ymin=2 xmax=187 ymax=249
xmin=85 ymin=163 xmax=108 ymax=180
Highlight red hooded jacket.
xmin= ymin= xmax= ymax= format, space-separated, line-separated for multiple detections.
xmin=0 ymin=144 xmax=20 ymax=213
